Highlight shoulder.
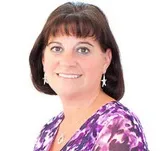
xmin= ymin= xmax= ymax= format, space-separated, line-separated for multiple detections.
xmin=33 ymin=112 xmax=64 ymax=151
xmin=93 ymin=101 xmax=148 ymax=151
xmin=99 ymin=101 xmax=143 ymax=126
xmin=38 ymin=112 xmax=63 ymax=139
xmin=97 ymin=101 xmax=143 ymax=129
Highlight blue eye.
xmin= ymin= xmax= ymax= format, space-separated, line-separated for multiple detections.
xmin=50 ymin=46 xmax=63 ymax=53
xmin=77 ymin=47 xmax=90 ymax=54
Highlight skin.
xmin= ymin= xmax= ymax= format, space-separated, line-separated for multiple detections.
xmin=42 ymin=35 xmax=112 ymax=104
xmin=42 ymin=35 xmax=114 ymax=150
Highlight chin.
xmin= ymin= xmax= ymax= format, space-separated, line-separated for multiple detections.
xmin=58 ymin=89 xmax=79 ymax=98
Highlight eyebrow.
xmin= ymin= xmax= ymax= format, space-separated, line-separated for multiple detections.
xmin=47 ymin=41 xmax=94 ymax=47
xmin=76 ymin=42 xmax=94 ymax=47
xmin=47 ymin=41 xmax=62 ymax=46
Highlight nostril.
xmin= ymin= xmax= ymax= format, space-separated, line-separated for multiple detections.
xmin=59 ymin=60 xmax=77 ymax=66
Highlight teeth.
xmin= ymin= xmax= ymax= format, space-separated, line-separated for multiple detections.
xmin=58 ymin=73 xmax=81 ymax=79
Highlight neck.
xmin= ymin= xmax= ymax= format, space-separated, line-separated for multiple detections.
xmin=59 ymin=88 xmax=114 ymax=122
xmin=60 ymin=87 xmax=101 ymax=120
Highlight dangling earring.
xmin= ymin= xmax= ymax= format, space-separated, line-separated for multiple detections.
xmin=101 ymin=74 xmax=107 ymax=87
xmin=43 ymin=72 xmax=48 ymax=85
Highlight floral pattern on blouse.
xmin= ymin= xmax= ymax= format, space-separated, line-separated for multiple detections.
xmin=34 ymin=101 xmax=148 ymax=151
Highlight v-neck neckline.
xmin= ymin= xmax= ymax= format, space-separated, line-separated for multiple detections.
xmin=49 ymin=101 xmax=117 ymax=151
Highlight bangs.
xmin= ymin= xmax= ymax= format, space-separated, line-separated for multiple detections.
xmin=44 ymin=14 xmax=102 ymax=41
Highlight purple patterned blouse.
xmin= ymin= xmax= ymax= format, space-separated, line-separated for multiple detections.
xmin=34 ymin=101 xmax=148 ymax=151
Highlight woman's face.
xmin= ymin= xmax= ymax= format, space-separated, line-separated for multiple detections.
xmin=42 ymin=35 xmax=112 ymax=97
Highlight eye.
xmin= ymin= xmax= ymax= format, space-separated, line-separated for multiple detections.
xmin=77 ymin=47 xmax=90 ymax=54
xmin=50 ymin=46 xmax=63 ymax=53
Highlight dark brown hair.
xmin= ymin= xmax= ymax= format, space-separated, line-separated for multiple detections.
xmin=29 ymin=2 xmax=125 ymax=100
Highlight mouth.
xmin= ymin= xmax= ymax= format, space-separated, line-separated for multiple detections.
xmin=56 ymin=73 xmax=82 ymax=79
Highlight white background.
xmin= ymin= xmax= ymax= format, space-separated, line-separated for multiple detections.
xmin=0 ymin=0 xmax=160 ymax=150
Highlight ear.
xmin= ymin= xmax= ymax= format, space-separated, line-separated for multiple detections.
xmin=42 ymin=54 xmax=45 ymax=72
xmin=103 ymin=48 xmax=112 ymax=73
xmin=42 ymin=56 xmax=44 ymax=65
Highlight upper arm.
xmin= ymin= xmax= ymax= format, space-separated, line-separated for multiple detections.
xmin=93 ymin=115 xmax=148 ymax=151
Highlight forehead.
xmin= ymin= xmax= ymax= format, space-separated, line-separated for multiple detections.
xmin=46 ymin=35 xmax=104 ymax=54
xmin=48 ymin=35 xmax=98 ymax=44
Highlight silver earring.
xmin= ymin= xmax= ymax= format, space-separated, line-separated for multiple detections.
xmin=43 ymin=73 xmax=48 ymax=85
xmin=101 ymin=74 xmax=107 ymax=87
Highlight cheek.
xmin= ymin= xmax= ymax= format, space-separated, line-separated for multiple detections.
xmin=43 ymin=56 xmax=58 ymax=73
xmin=81 ymin=58 xmax=104 ymax=77
xmin=83 ymin=57 xmax=104 ymax=71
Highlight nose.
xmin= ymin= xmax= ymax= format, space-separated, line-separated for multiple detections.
xmin=59 ymin=52 xmax=77 ymax=67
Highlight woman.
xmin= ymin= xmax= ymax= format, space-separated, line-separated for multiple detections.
xmin=29 ymin=2 xmax=148 ymax=151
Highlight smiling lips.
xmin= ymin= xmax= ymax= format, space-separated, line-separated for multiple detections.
xmin=57 ymin=73 xmax=82 ymax=79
